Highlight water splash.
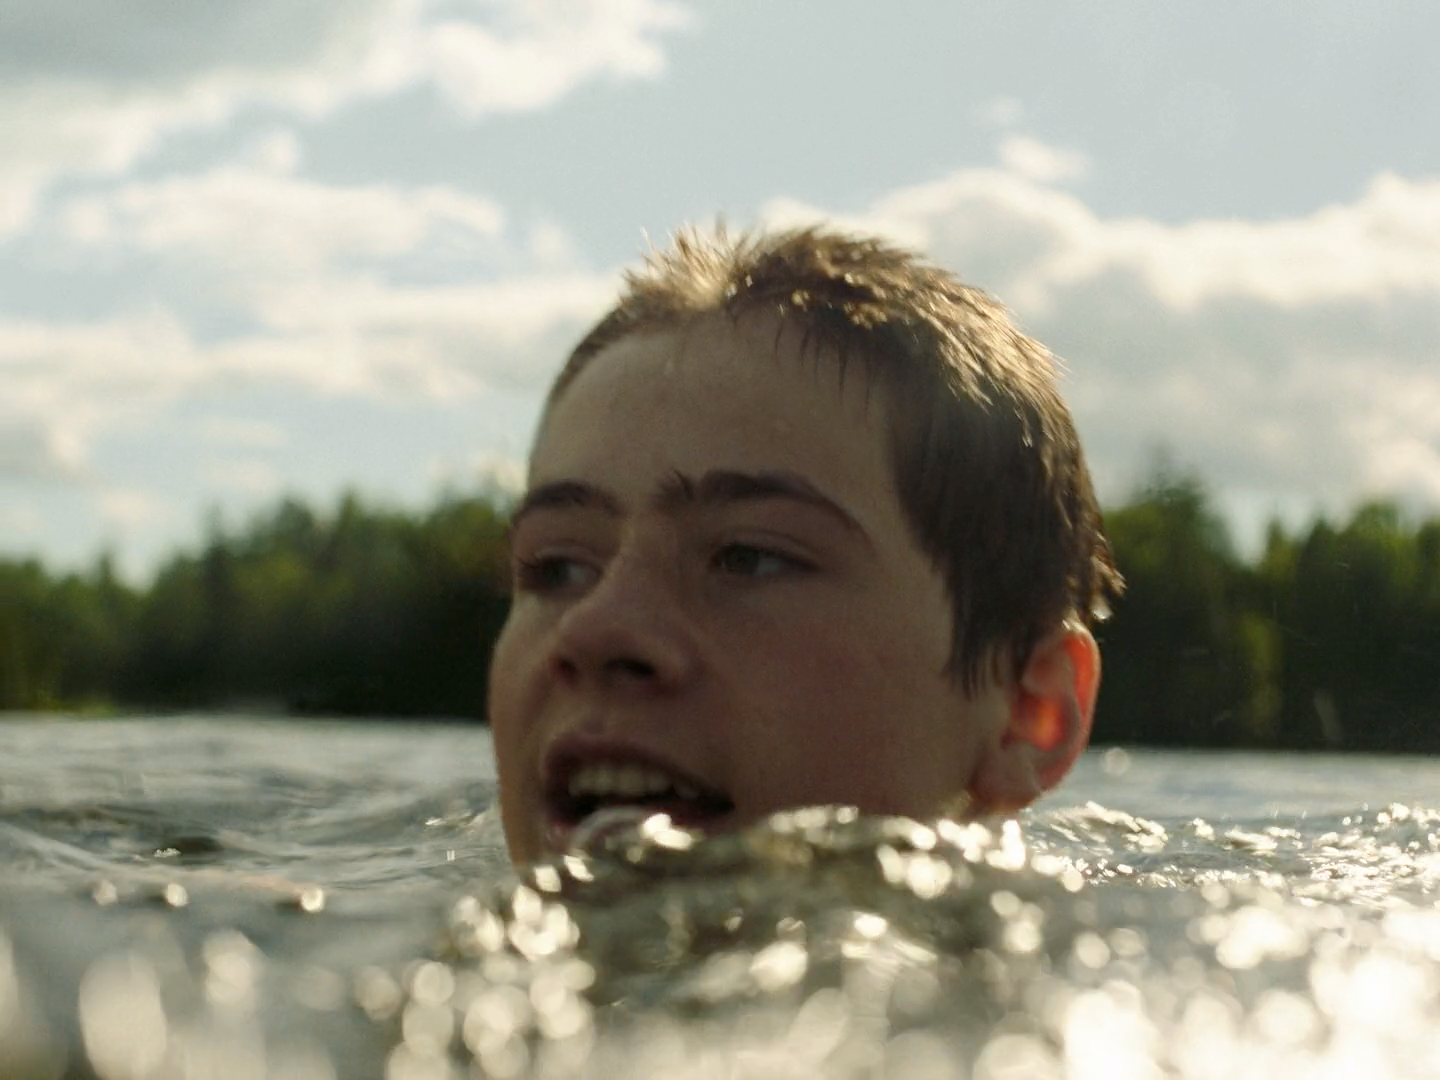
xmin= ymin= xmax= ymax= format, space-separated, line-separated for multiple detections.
xmin=3 ymin=724 xmax=1440 ymax=1078
xmin=351 ymin=807 xmax=1440 ymax=1078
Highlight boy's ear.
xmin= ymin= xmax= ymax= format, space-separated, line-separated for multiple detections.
xmin=968 ymin=623 xmax=1100 ymax=814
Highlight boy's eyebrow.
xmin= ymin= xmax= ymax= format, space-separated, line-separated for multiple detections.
xmin=658 ymin=469 xmax=870 ymax=540
xmin=510 ymin=480 xmax=622 ymax=530
xmin=511 ymin=469 xmax=870 ymax=543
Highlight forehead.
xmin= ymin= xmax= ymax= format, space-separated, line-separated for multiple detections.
xmin=531 ymin=313 xmax=897 ymax=497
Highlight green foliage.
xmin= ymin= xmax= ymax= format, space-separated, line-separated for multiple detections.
xmin=1253 ymin=501 xmax=1440 ymax=750
xmin=1096 ymin=477 xmax=1440 ymax=751
xmin=0 ymin=555 xmax=137 ymax=710
xmin=4 ymin=480 xmax=1440 ymax=748
xmin=2 ymin=492 xmax=509 ymax=718
xmin=1097 ymin=473 xmax=1266 ymax=747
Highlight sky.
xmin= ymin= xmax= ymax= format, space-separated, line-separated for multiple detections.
xmin=4 ymin=0 xmax=1440 ymax=579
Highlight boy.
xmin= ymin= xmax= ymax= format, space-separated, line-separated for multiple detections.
xmin=488 ymin=226 xmax=1121 ymax=866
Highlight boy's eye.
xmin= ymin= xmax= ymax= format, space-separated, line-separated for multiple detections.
xmin=713 ymin=543 xmax=809 ymax=579
xmin=514 ymin=555 xmax=597 ymax=593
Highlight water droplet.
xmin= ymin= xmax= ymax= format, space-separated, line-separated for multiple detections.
xmin=296 ymin=886 xmax=325 ymax=914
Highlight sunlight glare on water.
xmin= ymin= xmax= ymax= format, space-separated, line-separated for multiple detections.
xmin=2 ymin=720 xmax=1440 ymax=1078
xmin=393 ymin=803 xmax=1440 ymax=1079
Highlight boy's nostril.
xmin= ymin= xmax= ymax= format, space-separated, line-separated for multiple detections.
xmin=605 ymin=657 xmax=656 ymax=679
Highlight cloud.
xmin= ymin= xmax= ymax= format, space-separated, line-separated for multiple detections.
xmin=429 ymin=450 xmax=527 ymax=496
xmin=0 ymin=0 xmax=384 ymax=85
xmin=199 ymin=418 xmax=289 ymax=450
xmin=0 ymin=498 xmax=41 ymax=538
xmin=408 ymin=0 xmax=690 ymax=116
xmin=0 ymin=312 xmax=200 ymax=482
xmin=13 ymin=114 xmax=1439 ymax=549
xmin=0 ymin=0 xmax=691 ymax=235
xmin=0 ymin=415 xmax=86 ymax=482
xmin=98 ymin=488 xmax=168 ymax=528
xmin=0 ymin=275 xmax=607 ymax=482
xmin=0 ymin=0 xmax=681 ymax=500
xmin=768 ymin=159 xmax=1440 ymax=311
xmin=90 ymin=159 xmax=505 ymax=280
xmin=998 ymin=136 xmax=1087 ymax=184
xmin=763 ymin=143 xmax=1440 ymax=513
xmin=202 ymin=460 xmax=284 ymax=497
xmin=1 ymin=161 xmax=616 ymax=482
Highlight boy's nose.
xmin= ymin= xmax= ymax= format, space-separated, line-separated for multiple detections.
xmin=549 ymin=549 xmax=697 ymax=693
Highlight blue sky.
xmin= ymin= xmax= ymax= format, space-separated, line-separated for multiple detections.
xmin=4 ymin=0 xmax=1439 ymax=577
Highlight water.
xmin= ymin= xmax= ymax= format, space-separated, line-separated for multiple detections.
xmin=2 ymin=718 xmax=1440 ymax=1079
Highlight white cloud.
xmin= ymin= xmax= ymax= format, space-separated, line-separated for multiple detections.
xmin=1 ymin=0 xmax=681 ymax=497
xmin=69 ymin=159 xmax=614 ymax=383
xmin=98 ymin=163 xmax=505 ymax=279
xmin=0 ymin=499 xmax=41 ymax=537
xmin=14 ymin=115 xmax=1439 ymax=559
xmin=0 ymin=312 xmax=200 ymax=481
xmin=99 ymin=488 xmax=168 ymax=528
xmin=998 ymin=135 xmax=1088 ymax=184
xmin=411 ymin=0 xmax=689 ymax=115
xmin=429 ymin=450 xmax=527 ymax=496
xmin=0 ymin=0 xmax=691 ymax=236
xmin=244 ymin=130 xmax=304 ymax=175
xmin=1 ymin=161 xmax=616 ymax=481
xmin=763 ymin=143 xmax=1440 ymax=513
xmin=239 ymin=272 xmax=614 ymax=377
xmin=0 ymin=269 xmax=607 ymax=480
xmin=528 ymin=221 xmax=581 ymax=267
xmin=0 ymin=415 xmax=86 ymax=481
xmin=203 ymin=460 xmax=283 ymax=497
xmin=1344 ymin=369 xmax=1440 ymax=502
xmin=768 ymin=159 xmax=1440 ymax=313
xmin=199 ymin=418 xmax=289 ymax=450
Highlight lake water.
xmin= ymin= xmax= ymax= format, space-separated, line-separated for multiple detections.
xmin=2 ymin=716 xmax=1440 ymax=1079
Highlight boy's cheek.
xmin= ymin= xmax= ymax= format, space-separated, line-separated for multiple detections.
xmin=488 ymin=608 xmax=548 ymax=703
xmin=486 ymin=629 xmax=543 ymax=783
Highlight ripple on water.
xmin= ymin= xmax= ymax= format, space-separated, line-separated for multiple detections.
xmin=2 ymin=798 xmax=1440 ymax=1078
xmin=365 ymin=806 xmax=1440 ymax=1079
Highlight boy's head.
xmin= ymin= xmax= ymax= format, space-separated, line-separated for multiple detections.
xmin=489 ymin=226 xmax=1121 ymax=865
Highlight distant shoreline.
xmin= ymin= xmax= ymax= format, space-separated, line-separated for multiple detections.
xmin=6 ymin=481 xmax=1440 ymax=752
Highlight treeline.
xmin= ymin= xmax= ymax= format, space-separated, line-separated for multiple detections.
xmin=1099 ymin=477 xmax=1440 ymax=752
xmin=2 ymin=494 xmax=511 ymax=718
xmin=3 ymin=480 xmax=1440 ymax=750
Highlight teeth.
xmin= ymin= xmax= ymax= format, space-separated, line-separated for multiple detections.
xmin=566 ymin=762 xmax=703 ymax=801
xmin=615 ymin=764 xmax=646 ymax=797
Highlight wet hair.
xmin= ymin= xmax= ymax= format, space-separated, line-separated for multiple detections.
xmin=544 ymin=225 xmax=1123 ymax=691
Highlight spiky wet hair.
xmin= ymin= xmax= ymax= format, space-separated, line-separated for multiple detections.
xmin=544 ymin=225 xmax=1122 ymax=690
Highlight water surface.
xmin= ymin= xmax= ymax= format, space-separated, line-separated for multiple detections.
xmin=2 ymin=717 xmax=1439 ymax=1079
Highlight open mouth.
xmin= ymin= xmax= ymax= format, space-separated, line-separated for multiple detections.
xmin=546 ymin=758 xmax=736 ymax=838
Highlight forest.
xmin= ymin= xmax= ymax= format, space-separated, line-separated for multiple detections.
xmin=4 ymin=477 xmax=1440 ymax=752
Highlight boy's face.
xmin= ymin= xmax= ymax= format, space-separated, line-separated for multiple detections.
xmin=488 ymin=313 xmax=1022 ymax=865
